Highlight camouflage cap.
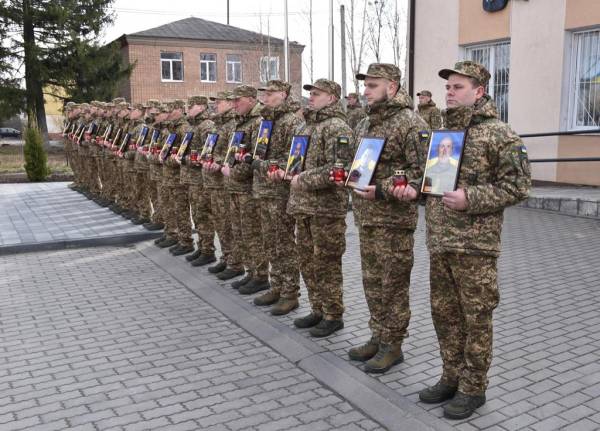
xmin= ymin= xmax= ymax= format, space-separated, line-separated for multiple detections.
xmin=227 ymin=85 xmax=258 ymax=99
xmin=171 ymin=99 xmax=186 ymax=110
xmin=345 ymin=92 xmax=360 ymax=99
xmin=417 ymin=90 xmax=432 ymax=97
xmin=303 ymin=78 xmax=341 ymax=99
xmin=159 ymin=103 xmax=170 ymax=113
xmin=356 ymin=63 xmax=401 ymax=82
xmin=112 ymin=97 xmax=126 ymax=104
xmin=145 ymin=99 xmax=161 ymax=109
xmin=209 ymin=91 xmax=231 ymax=101
xmin=80 ymin=103 xmax=91 ymax=110
xmin=117 ymin=101 xmax=129 ymax=109
xmin=438 ymin=60 xmax=491 ymax=86
xmin=132 ymin=102 xmax=145 ymax=110
xmin=188 ymin=95 xmax=208 ymax=106
xmin=258 ymin=80 xmax=291 ymax=95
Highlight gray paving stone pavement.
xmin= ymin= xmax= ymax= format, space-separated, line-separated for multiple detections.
xmin=1 ymin=182 xmax=599 ymax=430
xmin=0 ymin=183 xmax=160 ymax=253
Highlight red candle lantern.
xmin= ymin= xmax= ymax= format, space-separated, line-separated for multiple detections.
xmin=392 ymin=169 xmax=407 ymax=188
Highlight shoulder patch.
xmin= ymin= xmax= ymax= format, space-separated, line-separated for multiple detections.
xmin=337 ymin=136 xmax=350 ymax=145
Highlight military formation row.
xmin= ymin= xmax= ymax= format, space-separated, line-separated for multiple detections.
xmin=63 ymin=60 xmax=531 ymax=421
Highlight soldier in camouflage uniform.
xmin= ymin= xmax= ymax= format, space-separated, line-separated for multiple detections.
xmin=287 ymin=79 xmax=353 ymax=338
xmin=417 ymin=61 xmax=530 ymax=420
xmin=142 ymin=101 xmax=167 ymax=232
xmin=94 ymin=102 xmax=114 ymax=207
xmin=198 ymin=92 xmax=239 ymax=271
xmin=121 ymin=102 xmax=147 ymax=223
xmin=417 ymin=90 xmax=443 ymax=129
xmin=105 ymin=98 xmax=128 ymax=214
xmin=63 ymin=102 xmax=80 ymax=190
xmin=74 ymin=103 xmax=92 ymax=197
xmin=250 ymin=80 xmax=304 ymax=315
xmin=345 ymin=92 xmax=367 ymax=130
xmin=346 ymin=63 xmax=428 ymax=373
xmin=156 ymin=100 xmax=189 ymax=249
xmin=216 ymin=85 xmax=265 ymax=283
xmin=178 ymin=95 xmax=215 ymax=259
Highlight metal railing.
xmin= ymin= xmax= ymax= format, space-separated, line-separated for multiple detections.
xmin=520 ymin=129 xmax=600 ymax=163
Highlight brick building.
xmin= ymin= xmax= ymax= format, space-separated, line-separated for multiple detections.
xmin=412 ymin=0 xmax=600 ymax=186
xmin=115 ymin=17 xmax=304 ymax=103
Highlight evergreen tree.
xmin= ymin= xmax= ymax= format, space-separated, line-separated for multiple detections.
xmin=0 ymin=0 xmax=131 ymax=134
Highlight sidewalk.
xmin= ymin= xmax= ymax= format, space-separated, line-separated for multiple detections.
xmin=0 ymin=183 xmax=160 ymax=255
xmin=0 ymin=184 xmax=599 ymax=430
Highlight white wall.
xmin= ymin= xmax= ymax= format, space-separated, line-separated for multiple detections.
xmin=413 ymin=0 xmax=460 ymax=108
xmin=508 ymin=0 xmax=567 ymax=182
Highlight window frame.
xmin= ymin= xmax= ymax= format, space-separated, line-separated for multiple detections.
xmin=200 ymin=53 xmax=217 ymax=83
xmin=226 ymin=54 xmax=243 ymax=83
xmin=463 ymin=40 xmax=511 ymax=123
xmin=160 ymin=52 xmax=184 ymax=82
xmin=567 ymin=28 xmax=600 ymax=131
xmin=259 ymin=56 xmax=280 ymax=83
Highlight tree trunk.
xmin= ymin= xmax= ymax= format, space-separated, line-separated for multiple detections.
xmin=22 ymin=0 xmax=48 ymax=142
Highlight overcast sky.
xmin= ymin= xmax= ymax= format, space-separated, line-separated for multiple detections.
xmin=102 ymin=0 xmax=409 ymax=95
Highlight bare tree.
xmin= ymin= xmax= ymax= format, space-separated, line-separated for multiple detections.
xmin=385 ymin=0 xmax=405 ymax=67
xmin=299 ymin=0 xmax=314 ymax=83
xmin=345 ymin=0 xmax=368 ymax=94
xmin=366 ymin=0 xmax=385 ymax=63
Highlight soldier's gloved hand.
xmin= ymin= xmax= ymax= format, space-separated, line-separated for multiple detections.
xmin=221 ymin=165 xmax=231 ymax=177
xmin=290 ymin=174 xmax=301 ymax=189
xmin=354 ymin=185 xmax=376 ymax=201
xmin=389 ymin=184 xmax=418 ymax=201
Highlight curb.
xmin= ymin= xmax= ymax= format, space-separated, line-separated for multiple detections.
xmin=138 ymin=241 xmax=455 ymax=431
xmin=519 ymin=196 xmax=600 ymax=219
xmin=0 ymin=231 xmax=163 ymax=256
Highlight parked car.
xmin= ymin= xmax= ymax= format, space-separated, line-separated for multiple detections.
xmin=0 ymin=127 xmax=22 ymax=138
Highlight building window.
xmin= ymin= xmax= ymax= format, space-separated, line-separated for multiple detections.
xmin=200 ymin=54 xmax=217 ymax=82
xmin=260 ymin=56 xmax=279 ymax=83
xmin=568 ymin=29 xmax=600 ymax=130
xmin=226 ymin=54 xmax=242 ymax=83
xmin=161 ymin=52 xmax=183 ymax=82
xmin=464 ymin=41 xmax=510 ymax=122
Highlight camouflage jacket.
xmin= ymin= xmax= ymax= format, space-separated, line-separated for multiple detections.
xmin=418 ymin=101 xmax=443 ymax=129
xmin=347 ymin=105 xmax=367 ymax=131
xmin=353 ymin=88 xmax=428 ymax=229
xmin=204 ymin=109 xmax=237 ymax=190
xmin=181 ymin=112 xmax=214 ymax=186
xmin=124 ymin=119 xmax=144 ymax=166
xmin=228 ymin=102 xmax=263 ymax=193
xmin=133 ymin=120 xmax=155 ymax=172
xmin=252 ymin=98 xmax=304 ymax=199
xmin=162 ymin=117 xmax=188 ymax=181
xmin=287 ymin=101 xmax=353 ymax=218
xmin=425 ymin=96 xmax=531 ymax=256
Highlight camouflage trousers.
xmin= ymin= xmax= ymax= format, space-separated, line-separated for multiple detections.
xmin=158 ymin=179 xmax=177 ymax=238
xmin=70 ymin=149 xmax=82 ymax=186
xmin=260 ymin=198 xmax=299 ymax=299
xmin=133 ymin=171 xmax=151 ymax=219
xmin=358 ymin=225 xmax=414 ymax=345
xmin=189 ymin=185 xmax=214 ymax=254
xmin=229 ymin=193 xmax=268 ymax=279
xmin=171 ymin=183 xmax=192 ymax=247
xmin=430 ymin=252 xmax=499 ymax=396
xmin=88 ymin=156 xmax=101 ymax=195
xmin=209 ymin=190 xmax=238 ymax=268
xmin=147 ymin=177 xmax=163 ymax=224
xmin=296 ymin=215 xmax=346 ymax=320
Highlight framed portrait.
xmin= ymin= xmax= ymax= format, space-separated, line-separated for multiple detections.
xmin=159 ymin=132 xmax=178 ymax=162
xmin=421 ymin=130 xmax=467 ymax=196
xmin=176 ymin=131 xmax=194 ymax=159
xmin=285 ymin=135 xmax=310 ymax=177
xmin=253 ymin=120 xmax=273 ymax=160
xmin=136 ymin=126 xmax=150 ymax=147
xmin=200 ymin=133 xmax=219 ymax=160
xmin=345 ymin=137 xmax=386 ymax=191
xmin=118 ymin=132 xmax=132 ymax=153
xmin=224 ymin=131 xmax=245 ymax=167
